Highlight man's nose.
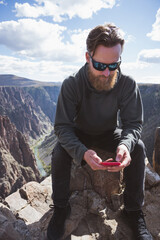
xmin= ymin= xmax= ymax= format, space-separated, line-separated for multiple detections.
xmin=101 ymin=67 xmax=110 ymax=77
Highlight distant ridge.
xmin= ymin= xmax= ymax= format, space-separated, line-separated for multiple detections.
xmin=0 ymin=74 xmax=61 ymax=87
xmin=0 ymin=74 xmax=159 ymax=88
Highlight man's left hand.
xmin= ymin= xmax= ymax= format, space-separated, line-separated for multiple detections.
xmin=107 ymin=144 xmax=131 ymax=172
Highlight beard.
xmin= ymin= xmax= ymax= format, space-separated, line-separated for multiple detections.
xmin=88 ymin=65 xmax=118 ymax=91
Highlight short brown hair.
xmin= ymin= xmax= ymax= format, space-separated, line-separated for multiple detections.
xmin=86 ymin=23 xmax=125 ymax=56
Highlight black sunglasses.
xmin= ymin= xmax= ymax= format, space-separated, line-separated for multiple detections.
xmin=88 ymin=52 xmax=121 ymax=71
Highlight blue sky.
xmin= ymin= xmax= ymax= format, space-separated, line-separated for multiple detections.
xmin=0 ymin=0 xmax=160 ymax=83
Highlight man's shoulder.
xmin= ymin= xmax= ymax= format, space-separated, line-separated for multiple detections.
xmin=119 ymin=73 xmax=137 ymax=89
xmin=60 ymin=65 xmax=86 ymax=101
xmin=61 ymin=76 xmax=77 ymax=96
xmin=63 ymin=65 xmax=86 ymax=88
xmin=61 ymin=74 xmax=77 ymax=94
xmin=116 ymin=73 xmax=139 ymax=96
xmin=63 ymin=75 xmax=76 ymax=86
xmin=120 ymin=73 xmax=136 ymax=83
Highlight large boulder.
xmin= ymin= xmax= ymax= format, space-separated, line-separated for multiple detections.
xmin=70 ymin=149 xmax=123 ymax=210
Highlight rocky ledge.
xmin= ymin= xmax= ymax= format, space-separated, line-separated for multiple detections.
xmin=0 ymin=158 xmax=160 ymax=240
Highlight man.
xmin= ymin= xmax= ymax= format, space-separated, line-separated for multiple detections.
xmin=47 ymin=24 xmax=153 ymax=240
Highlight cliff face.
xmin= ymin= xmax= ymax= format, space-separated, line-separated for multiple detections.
xmin=25 ymin=86 xmax=60 ymax=123
xmin=139 ymin=84 xmax=160 ymax=161
xmin=0 ymin=75 xmax=60 ymax=198
xmin=0 ymin=87 xmax=53 ymax=143
xmin=0 ymin=116 xmax=41 ymax=198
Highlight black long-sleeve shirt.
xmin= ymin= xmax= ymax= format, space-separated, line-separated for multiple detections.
xmin=54 ymin=63 xmax=143 ymax=166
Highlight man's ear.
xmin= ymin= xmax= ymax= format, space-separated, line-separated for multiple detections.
xmin=85 ymin=52 xmax=90 ymax=63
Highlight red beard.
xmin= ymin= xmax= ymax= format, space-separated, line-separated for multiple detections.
xmin=88 ymin=66 xmax=117 ymax=91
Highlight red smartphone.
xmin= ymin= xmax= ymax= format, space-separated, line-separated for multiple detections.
xmin=100 ymin=161 xmax=121 ymax=166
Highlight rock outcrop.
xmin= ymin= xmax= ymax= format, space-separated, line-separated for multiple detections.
xmin=0 ymin=158 xmax=160 ymax=240
xmin=152 ymin=127 xmax=160 ymax=175
xmin=0 ymin=116 xmax=41 ymax=198
xmin=70 ymin=149 xmax=123 ymax=210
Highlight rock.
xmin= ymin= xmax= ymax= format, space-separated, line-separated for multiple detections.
xmin=0 ymin=203 xmax=31 ymax=240
xmin=0 ymin=162 xmax=160 ymax=239
xmin=145 ymin=158 xmax=160 ymax=188
xmin=19 ymin=181 xmax=52 ymax=216
xmin=71 ymin=149 xmax=123 ymax=210
xmin=0 ymin=116 xmax=41 ymax=198
xmin=0 ymin=177 xmax=53 ymax=240
xmin=5 ymin=191 xmax=28 ymax=212
xmin=26 ymin=85 xmax=60 ymax=123
xmin=139 ymin=84 xmax=160 ymax=162
xmin=152 ymin=127 xmax=160 ymax=175
xmin=5 ymin=179 xmax=52 ymax=225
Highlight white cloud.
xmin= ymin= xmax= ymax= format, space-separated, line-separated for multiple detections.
xmin=121 ymin=61 xmax=160 ymax=84
xmin=0 ymin=54 xmax=80 ymax=82
xmin=15 ymin=0 xmax=116 ymax=22
xmin=0 ymin=0 xmax=7 ymax=5
xmin=121 ymin=61 xmax=149 ymax=71
xmin=0 ymin=19 xmax=89 ymax=61
xmin=138 ymin=49 xmax=160 ymax=63
xmin=14 ymin=2 xmax=45 ymax=18
xmin=147 ymin=8 xmax=160 ymax=41
xmin=125 ymin=34 xmax=136 ymax=43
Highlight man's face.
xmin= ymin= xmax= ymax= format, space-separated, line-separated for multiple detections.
xmin=86 ymin=44 xmax=122 ymax=91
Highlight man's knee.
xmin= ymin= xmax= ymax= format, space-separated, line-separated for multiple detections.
xmin=131 ymin=139 xmax=146 ymax=160
xmin=136 ymin=139 xmax=146 ymax=153
xmin=52 ymin=142 xmax=72 ymax=166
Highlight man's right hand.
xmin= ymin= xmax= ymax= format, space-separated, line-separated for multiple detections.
xmin=83 ymin=149 xmax=108 ymax=170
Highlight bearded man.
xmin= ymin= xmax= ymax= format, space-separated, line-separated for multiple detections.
xmin=47 ymin=23 xmax=153 ymax=240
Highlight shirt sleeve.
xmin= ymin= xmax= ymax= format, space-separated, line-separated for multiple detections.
xmin=54 ymin=77 xmax=88 ymax=166
xmin=118 ymin=77 xmax=143 ymax=153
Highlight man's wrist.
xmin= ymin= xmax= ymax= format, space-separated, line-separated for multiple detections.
xmin=117 ymin=143 xmax=129 ymax=152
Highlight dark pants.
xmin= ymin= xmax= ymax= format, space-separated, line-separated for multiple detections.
xmin=51 ymin=128 xmax=146 ymax=211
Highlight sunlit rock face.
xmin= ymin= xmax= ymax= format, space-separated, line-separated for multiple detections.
xmin=0 ymin=116 xmax=41 ymax=198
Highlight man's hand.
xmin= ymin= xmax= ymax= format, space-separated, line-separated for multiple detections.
xmin=83 ymin=149 xmax=108 ymax=171
xmin=107 ymin=144 xmax=131 ymax=172
xmin=83 ymin=145 xmax=131 ymax=172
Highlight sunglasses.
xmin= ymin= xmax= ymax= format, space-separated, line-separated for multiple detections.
xmin=88 ymin=52 xmax=121 ymax=71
